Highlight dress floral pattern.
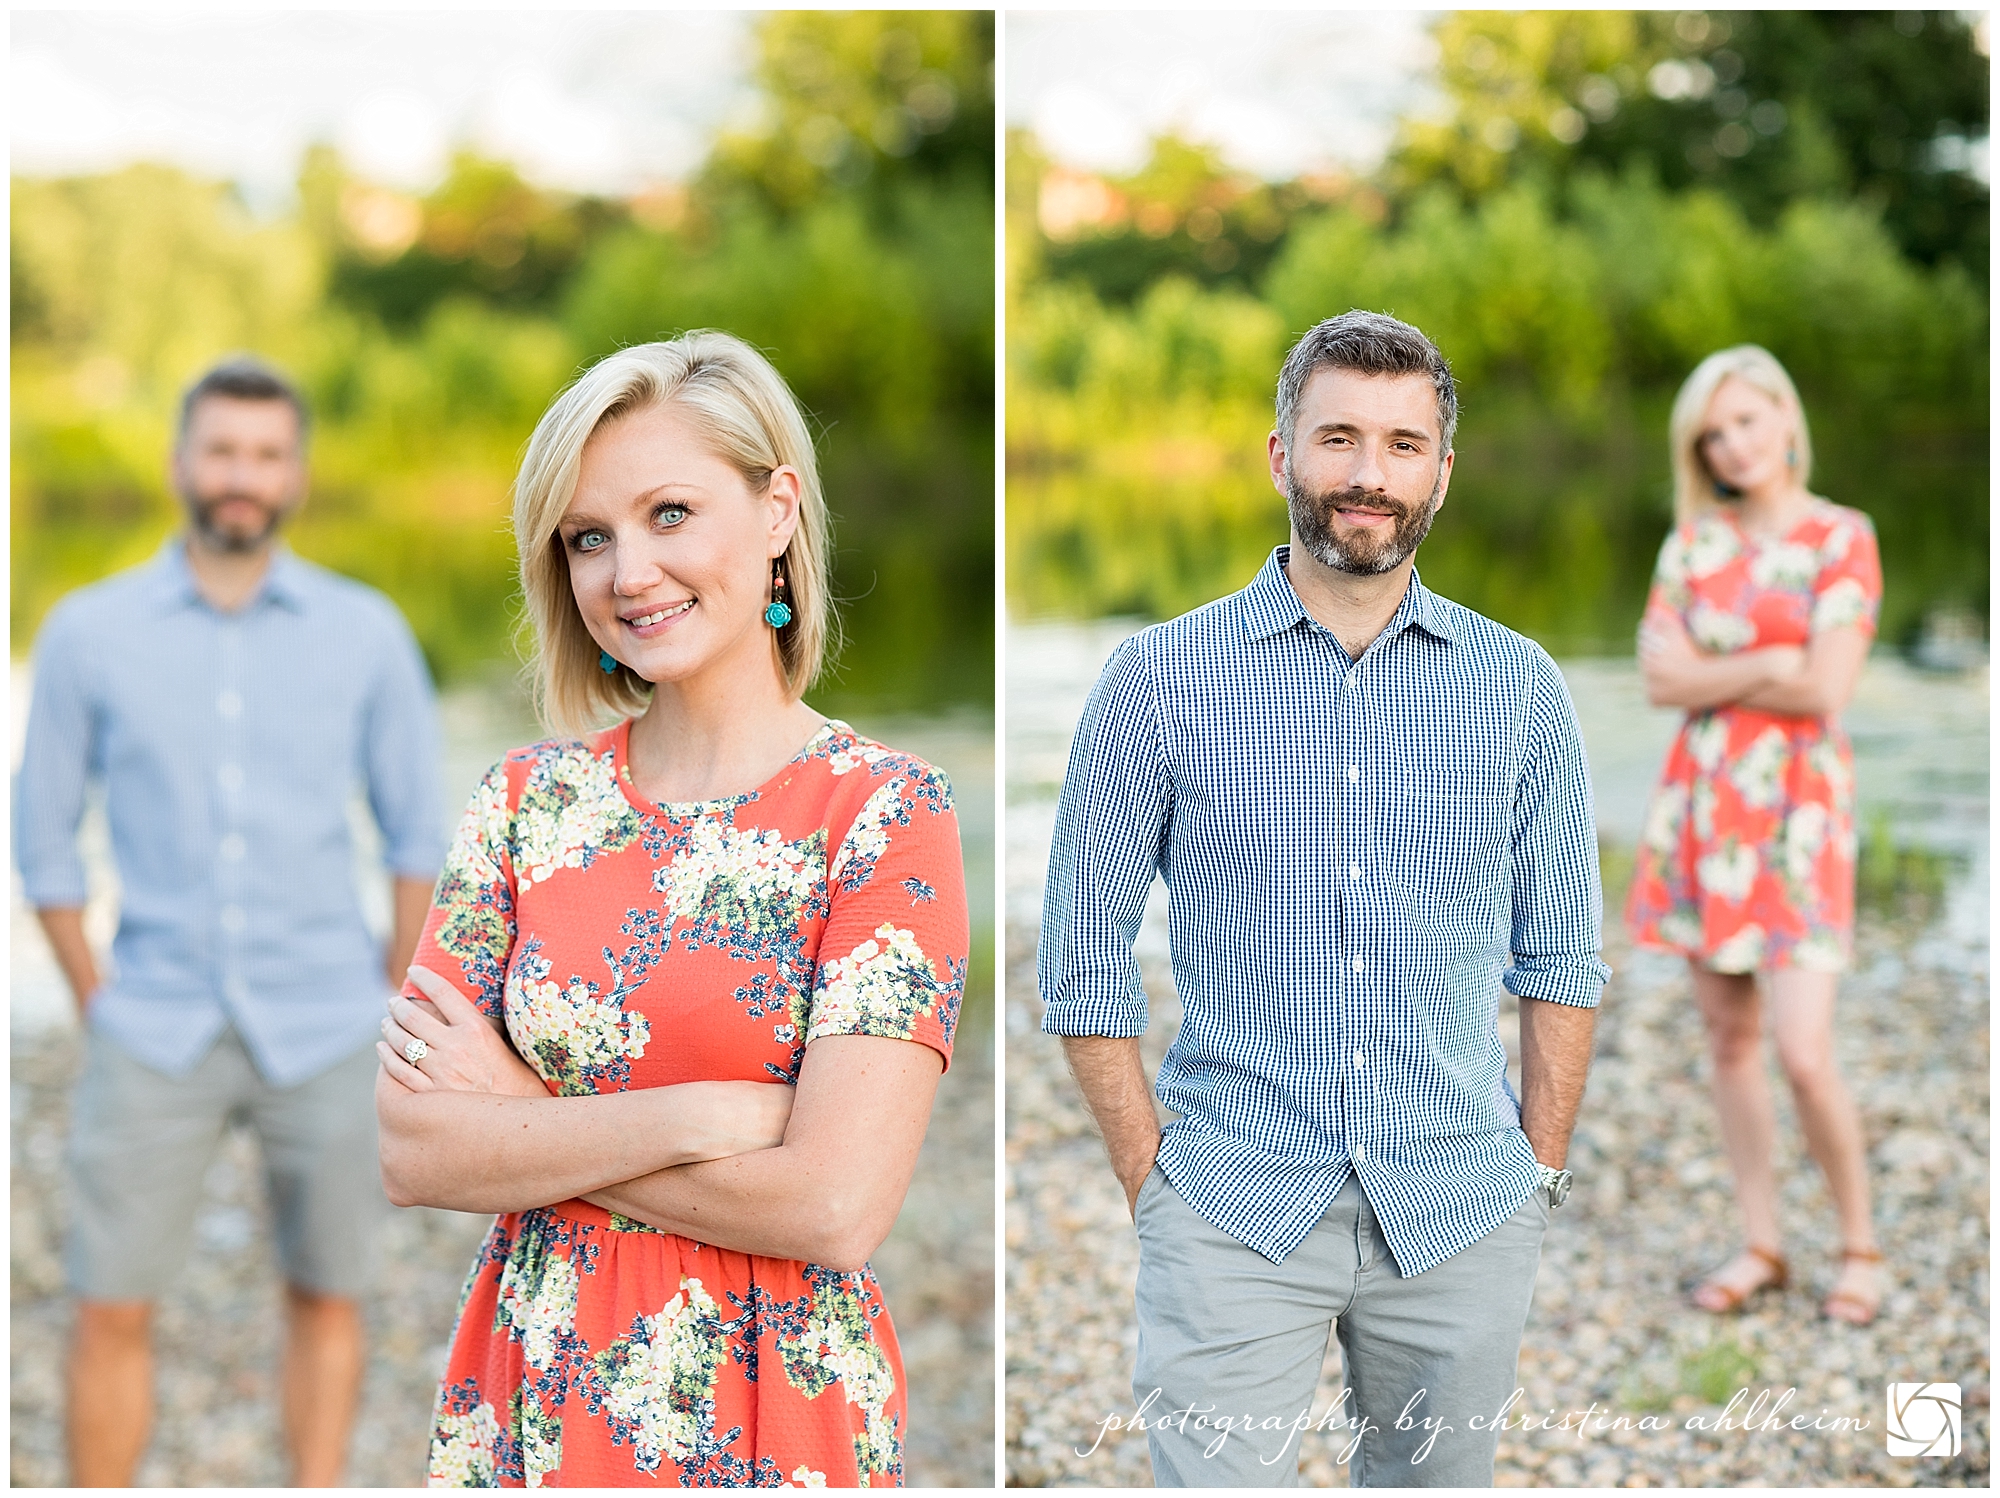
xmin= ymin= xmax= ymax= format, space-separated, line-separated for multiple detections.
xmin=413 ymin=719 xmax=967 ymax=1487
xmin=1626 ymin=499 xmax=1881 ymax=972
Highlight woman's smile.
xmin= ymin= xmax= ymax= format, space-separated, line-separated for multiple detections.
xmin=621 ymin=598 xmax=696 ymax=635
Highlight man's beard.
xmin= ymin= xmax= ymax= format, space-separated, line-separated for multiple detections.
xmin=1284 ymin=465 xmax=1443 ymax=576
xmin=187 ymin=490 xmax=290 ymax=553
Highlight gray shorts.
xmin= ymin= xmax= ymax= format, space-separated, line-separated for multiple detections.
xmin=66 ymin=1028 xmax=387 ymax=1301
xmin=1134 ymin=1169 xmax=1547 ymax=1487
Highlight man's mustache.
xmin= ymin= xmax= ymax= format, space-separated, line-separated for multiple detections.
xmin=1317 ymin=487 xmax=1413 ymax=520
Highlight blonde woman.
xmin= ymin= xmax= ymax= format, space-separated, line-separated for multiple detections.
xmin=375 ymin=332 xmax=968 ymax=1485
xmin=1627 ymin=346 xmax=1883 ymax=1325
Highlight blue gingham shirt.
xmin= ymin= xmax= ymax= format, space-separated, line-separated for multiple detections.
xmin=13 ymin=541 xmax=445 ymax=1087
xmin=1039 ymin=548 xmax=1609 ymax=1273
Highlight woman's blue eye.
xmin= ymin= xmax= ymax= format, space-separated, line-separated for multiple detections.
xmin=571 ymin=530 xmax=606 ymax=552
xmin=657 ymin=504 xmax=688 ymax=526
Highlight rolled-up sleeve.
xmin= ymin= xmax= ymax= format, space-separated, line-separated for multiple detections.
xmin=14 ymin=605 xmax=95 ymax=908
xmin=1503 ymin=650 xmax=1611 ymax=1008
xmin=1037 ymin=637 xmax=1172 ymax=1038
xmin=361 ymin=608 xmax=445 ymax=880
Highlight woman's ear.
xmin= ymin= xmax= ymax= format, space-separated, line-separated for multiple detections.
xmin=765 ymin=465 xmax=804 ymax=556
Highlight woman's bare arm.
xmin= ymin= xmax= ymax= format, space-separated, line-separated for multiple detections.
xmin=375 ymin=965 xmax=793 ymax=1211
xmin=1638 ymin=612 xmax=1803 ymax=711
xmin=1734 ymin=624 xmax=1869 ymax=717
xmin=581 ymin=1034 xmax=945 ymax=1270
xmin=375 ymin=1071 xmax=794 ymax=1211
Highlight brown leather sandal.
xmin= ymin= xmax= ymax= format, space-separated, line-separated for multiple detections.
xmin=1691 ymin=1244 xmax=1789 ymax=1314
xmin=1822 ymin=1247 xmax=1885 ymax=1326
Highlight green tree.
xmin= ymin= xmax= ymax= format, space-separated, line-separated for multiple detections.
xmin=1392 ymin=10 xmax=1990 ymax=274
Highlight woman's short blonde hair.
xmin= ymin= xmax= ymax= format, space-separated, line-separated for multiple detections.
xmin=513 ymin=332 xmax=835 ymax=734
xmin=1667 ymin=344 xmax=1814 ymax=526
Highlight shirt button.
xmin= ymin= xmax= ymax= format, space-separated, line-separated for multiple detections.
xmin=219 ymin=905 xmax=246 ymax=932
xmin=1351 ymin=953 xmax=1365 ymax=973
xmin=1349 ymin=862 xmax=1361 ymax=882
xmin=217 ymin=690 xmax=243 ymax=719
xmin=219 ymin=834 xmax=247 ymax=861
xmin=217 ymin=764 xmax=244 ymax=791
xmin=1347 ymin=765 xmax=1359 ymax=784
xmin=1352 ymin=1142 xmax=1368 ymax=1164
xmin=1353 ymin=1049 xmax=1366 ymax=1071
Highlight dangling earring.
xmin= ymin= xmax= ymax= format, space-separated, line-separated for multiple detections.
xmin=598 ymin=649 xmax=619 ymax=674
xmin=764 ymin=557 xmax=793 ymax=629
xmin=1785 ymin=445 xmax=1797 ymax=468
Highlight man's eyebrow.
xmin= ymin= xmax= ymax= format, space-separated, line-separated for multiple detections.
xmin=1307 ymin=419 xmax=1435 ymax=444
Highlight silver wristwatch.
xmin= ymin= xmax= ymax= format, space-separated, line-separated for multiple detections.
xmin=1535 ymin=1161 xmax=1573 ymax=1208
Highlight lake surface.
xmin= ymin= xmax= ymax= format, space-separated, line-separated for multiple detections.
xmin=1005 ymin=618 xmax=1989 ymax=973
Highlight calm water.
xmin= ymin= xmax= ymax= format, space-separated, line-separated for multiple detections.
xmin=8 ymin=668 xmax=994 ymax=1033
xmin=1005 ymin=618 xmax=1989 ymax=974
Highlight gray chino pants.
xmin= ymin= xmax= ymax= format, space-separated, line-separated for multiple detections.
xmin=1133 ymin=1169 xmax=1547 ymax=1487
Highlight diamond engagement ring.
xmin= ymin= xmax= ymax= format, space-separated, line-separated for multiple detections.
xmin=403 ymin=1038 xmax=429 ymax=1065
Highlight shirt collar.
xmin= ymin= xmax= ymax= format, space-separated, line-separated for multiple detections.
xmin=142 ymin=538 xmax=308 ymax=614
xmin=1238 ymin=545 xmax=1462 ymax=647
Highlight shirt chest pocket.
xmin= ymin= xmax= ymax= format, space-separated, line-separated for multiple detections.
xmin=1377 ymin=783 xmax=1511 ymax=920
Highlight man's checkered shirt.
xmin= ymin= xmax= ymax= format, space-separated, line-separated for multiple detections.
xmin=1038 ymin=548 xmax=1611 ymax=1273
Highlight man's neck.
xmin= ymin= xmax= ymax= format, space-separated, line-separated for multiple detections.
xmin=1283 ymin=539 xmax=1414 ymax=663
xmin=183 ymin=534 xmax=275 ymax=614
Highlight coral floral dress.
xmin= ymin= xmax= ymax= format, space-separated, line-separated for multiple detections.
xmin=410 ymin=719 xmax=966 ymax=1488
xmin=1626 ymin=499 xmax=1881 ymax=972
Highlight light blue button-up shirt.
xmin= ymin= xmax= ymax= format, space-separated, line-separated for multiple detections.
xmin=13 ymin=541 xmax=445 ymax=1086
xmin=1039 ymin=548 xmax=1610 ymax=1273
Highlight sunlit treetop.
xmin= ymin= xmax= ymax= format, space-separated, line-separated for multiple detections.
xmin=1391 ymin=9 xmax=1989 ymax=273
xmin=706 ymin=10 xmax=993 ymax=215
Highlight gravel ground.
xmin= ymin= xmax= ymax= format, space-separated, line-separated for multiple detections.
xmin=9 ymin=1014 xmax=992 ymax=1487
xmin=1004 ymin=630 xmax=1988 ymax=1487
xmin=1005 ymin=907 xmax=1988 ymax=1487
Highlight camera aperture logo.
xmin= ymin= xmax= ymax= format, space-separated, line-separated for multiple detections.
xmin=1886 ymin=1384 xmax=1960 ymax=1457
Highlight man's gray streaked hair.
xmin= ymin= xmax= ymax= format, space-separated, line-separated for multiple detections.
xmin=177 ymin=356 xmax=312 ymax=447
xmin=1274 ymin=310 xmax=1458 ymax=454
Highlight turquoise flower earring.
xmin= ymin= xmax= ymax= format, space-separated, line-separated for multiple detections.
xmin=764 ymin=558 xmax=793 ymax=629
xmin=599 ymin=649 xmax=619 ymax=674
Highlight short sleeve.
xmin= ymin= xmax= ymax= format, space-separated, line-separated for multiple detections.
xmin=807 ymin=760 xmax=969 ymax=1069
xmin=404 ymin=757 xmax=519 ymax=1019
xmin=1809 ymin=511 xmax=1883 ymax=638
xmin=1639 ymin=526 xmax=1693 ymax=636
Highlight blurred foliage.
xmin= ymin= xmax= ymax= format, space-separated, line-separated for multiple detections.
xmin=1679 ymin=1334 xmax=1759 ymax=1407
xmin=1007 ymin=10 xmax=1988 ymax=655
xmin=1394 ymin=10 xmax=1990 ymax=275
xmin=12 ymin=11 xmax=994 ymax=715
xmin=1855 ymin=811 xmax=1964 ymax=927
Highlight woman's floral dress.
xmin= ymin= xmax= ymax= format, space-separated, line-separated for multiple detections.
xmin=412 ymin=719 xmax=967 ymax=1488
xmin=1626 ymin=499 xmax=1881 ymax=972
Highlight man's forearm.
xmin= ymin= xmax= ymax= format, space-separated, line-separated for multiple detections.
xmin=1059 ymin=1034 xmax=1163 ymax=1215
xmin=387 ymin=876 xmax=434 ymax=989
xmin=1517 ymin=995 xmax=1597 ymax=1169
xmin=35 ymin=907 xmax=100 ymax=1012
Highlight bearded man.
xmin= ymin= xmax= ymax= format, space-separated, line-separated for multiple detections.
xmin=1038 ymin=311 xmax=1609 ymax=1487
xmin=14 ymin=356 xmax=443 ymax=1484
